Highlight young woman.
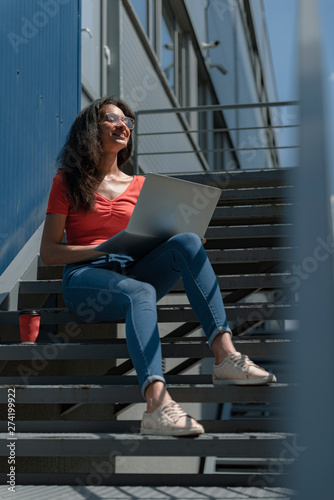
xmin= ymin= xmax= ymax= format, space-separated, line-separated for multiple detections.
xmin=40 ymin=96 xmax=276 ymax=437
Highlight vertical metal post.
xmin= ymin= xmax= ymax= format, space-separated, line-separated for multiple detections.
xmin=101 ymin=0 xmax=108 ymax=97
xmin=106 ymin=0 xmax=122 ymax=98
xmin=155 ymin=0 xmax=162 ymax=61
xmin=294 ymin=0 xmax=334 ymax=496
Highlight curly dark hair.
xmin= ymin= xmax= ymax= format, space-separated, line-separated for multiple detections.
xmin=56 ymin=96 xmax=135 ymax=211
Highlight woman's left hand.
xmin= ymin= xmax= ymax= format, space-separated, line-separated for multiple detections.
xmin=201 ymin=238 xmax=207 ymax=245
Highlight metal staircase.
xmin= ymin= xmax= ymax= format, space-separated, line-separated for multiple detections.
xmin=0 ymin=167 xmax=297 ymax=487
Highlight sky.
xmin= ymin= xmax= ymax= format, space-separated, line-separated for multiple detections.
xmin=263 ymin=0 xmax=334 ymax=193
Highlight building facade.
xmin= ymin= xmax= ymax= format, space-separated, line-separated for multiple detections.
xmin=81 ymin=0 xmax=279 ymax=174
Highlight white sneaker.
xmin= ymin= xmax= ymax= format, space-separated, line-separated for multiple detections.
xmin=213 ymin=352 xmax=277 ymax=385
xmin=140 ymin=400 xmax=205 ymax=436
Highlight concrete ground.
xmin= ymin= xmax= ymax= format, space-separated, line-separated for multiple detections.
xmin=0 ymin=486 xmax=298 ymax=500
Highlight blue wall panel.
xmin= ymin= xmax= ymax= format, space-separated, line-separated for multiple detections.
xmin=0 ymin=0 xmax=81 ymax=275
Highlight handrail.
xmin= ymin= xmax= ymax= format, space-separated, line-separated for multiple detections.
xmin=137 ymin=124 xmax=299 ymax=136
xmin=133 ymin=100 xmax=300 ymax=174
xmin=136 ymin=145 xmax=298 ymax=157
xmin=134 ymin=100 xmax=299 ymax=115
xmin=0 ymin=222 xmax=44 ymax=311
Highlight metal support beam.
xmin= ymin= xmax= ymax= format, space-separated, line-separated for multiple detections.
xmin=293 ymin=0 xmax=334 ymax=497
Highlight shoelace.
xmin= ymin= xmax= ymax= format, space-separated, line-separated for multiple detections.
xmin=230 ymin=353 xmax=262 ymax=372
xmin=162 ymin=401 xmax=188 ymax=422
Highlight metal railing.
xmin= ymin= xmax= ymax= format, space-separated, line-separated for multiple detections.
xmin=133 ymin=100 xmax=300 ymax=175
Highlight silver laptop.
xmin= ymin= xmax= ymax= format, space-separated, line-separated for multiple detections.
xmin=94 ymin=173 xmax=221 ymax=258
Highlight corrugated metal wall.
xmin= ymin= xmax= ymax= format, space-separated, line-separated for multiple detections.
xmin=0 ymin=0 xmax=81 ymax=275
xmin=121 ymin=5 xmax=206 ymax=174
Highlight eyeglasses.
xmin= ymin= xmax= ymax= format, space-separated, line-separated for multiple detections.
xmin=105 ymin=112 xmax=135 ymax=130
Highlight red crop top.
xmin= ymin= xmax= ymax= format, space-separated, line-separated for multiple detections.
xmin=46 ymin=172 xmax=146 ymax=246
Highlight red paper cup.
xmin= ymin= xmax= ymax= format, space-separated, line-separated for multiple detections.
xmin=19 ymin=310 xmax=41 ymax=343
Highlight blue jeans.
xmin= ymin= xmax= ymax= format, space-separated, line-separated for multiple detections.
xmin=62 ymin=233 xmax=232 ymax=398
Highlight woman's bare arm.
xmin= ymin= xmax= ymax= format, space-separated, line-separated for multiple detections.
xmin=39 ymin=213 xmax=107 ymax=266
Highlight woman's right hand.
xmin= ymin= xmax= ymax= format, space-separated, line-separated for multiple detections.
xmin=40 ymin=213 xmax=107 ymax=266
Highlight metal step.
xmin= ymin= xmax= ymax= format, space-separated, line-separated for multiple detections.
xmin=206 ymin=248 xmax=294 ymax=264
xmin=0 ymin=383 xmax=290 ymax=404
xmin=0 ymin=418 xmax=294 ymax=434
xmin=205 ymin=224 xmax=295 ymax=239
xmin=0 ymin=337 xmax=293 ymax=359
xmin=0 ymin=471 xmax=295 ymax=487
xmin=171 ymin=167 xmax=296 ymax=189
xmin=218 ymin=186 xmax=294 ymax=205
xmin=212 ymin=205 xmax=291 ymax=224
xmin=19 ymin=272 xmax=294 ymax=295
xmin=36 ymin=261 xmax=293 ymax=279
xmin=0 ymin=376 xmax=291 ymax=386
xmin=0 ymin=431 xmax=296 ymax=458
xmin=0 ymin=303 xmax=298 ymax=325
xmin=35 ymin=246 xmax=294 ymax=270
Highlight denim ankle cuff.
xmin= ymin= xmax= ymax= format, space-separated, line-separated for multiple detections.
xmin=141 ymin=375 xmax=166 ymax=399
xmin=208 ymin=326 xmax=233 ymax=349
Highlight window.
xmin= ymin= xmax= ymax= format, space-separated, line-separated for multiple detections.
xmin=81 ymin=0 xmax=102 ymax=100
xmin=130 ymin=0 xmax=197 ymax=106
xmin=131 ymin=0 xmax=158 ymax=50
xmin=131 ymin=0 xmax=148 ymax=33
xmin=161 ymin=14 xmax=175 ymax=92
